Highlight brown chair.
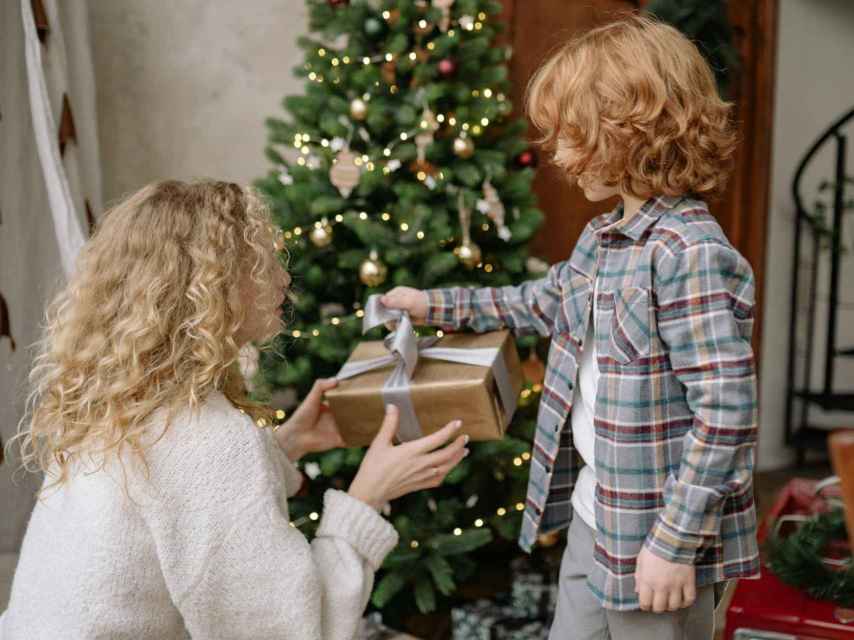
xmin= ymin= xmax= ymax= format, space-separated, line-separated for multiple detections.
xmin=829 ymin=429 xmax=854 ymax=546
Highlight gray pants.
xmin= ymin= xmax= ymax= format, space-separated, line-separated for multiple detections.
xmin=548 ymin=516 xmax=716 ymax=640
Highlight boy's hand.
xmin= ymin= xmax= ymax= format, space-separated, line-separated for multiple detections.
xmin=634 ymin=546 xmax=696 ymax=613
xmin=381 ymin=287 xmax=429 ymax=325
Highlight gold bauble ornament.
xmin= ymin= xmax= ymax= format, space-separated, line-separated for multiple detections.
xmin=453 ymin=240 xmax=481 ymax=269
xmin=350 ymin=97 xmax=368 ymax=121
xmin=359 ymin=250 xmax=388 ymax=287
xmin=309 ymin=218 xmax=333 ymax=247
xmin=453 ymin=135 xmax=475 ymax=159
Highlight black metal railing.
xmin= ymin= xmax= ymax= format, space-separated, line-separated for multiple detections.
xmin=786 ymin=106 xmax=854 ymax=463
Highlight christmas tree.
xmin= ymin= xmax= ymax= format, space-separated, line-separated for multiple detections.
xmin=254 ymin=0 xmax=546 ymax=620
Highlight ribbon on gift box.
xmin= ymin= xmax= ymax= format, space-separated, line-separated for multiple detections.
xmin=335 ymin=295 xmax=518 ymax=443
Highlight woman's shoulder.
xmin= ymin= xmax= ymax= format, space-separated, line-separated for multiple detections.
xmin=147 ymin=391 xmax=256 ymax=445
xmin=139 ymin=391 xmax=277 ymax=498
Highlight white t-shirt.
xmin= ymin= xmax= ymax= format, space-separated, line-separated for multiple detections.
xmin=570 ymin=311 xmax=599 ymax=531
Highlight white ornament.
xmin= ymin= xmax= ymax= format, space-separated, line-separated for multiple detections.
xmin=304 ymin=462 xmax=322 ymax=479
xmin=386 ymin=159 xmax=402 ymax=172
xmin=278 ymin=170 xmax=293 ymax=186
xmin=320 ymin=302 xmax=347 ymax=318
xmin=527 ymin=256 xmax=550 ymax=274
xmin=238 ymin=343 xmax=260 ymax=391
xmin=330 ymin=137 xmax=346 ymax=152
xmin=459 ymin=15 xmax=475 ymax=31
xmin=481 ymin=178 xmax=510 ymax=241
xmin=433 ymin=0 xmax=454 ymax=31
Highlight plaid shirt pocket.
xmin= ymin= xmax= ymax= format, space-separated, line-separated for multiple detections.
xmin=603 ymin=287 xmax=651 ymax=364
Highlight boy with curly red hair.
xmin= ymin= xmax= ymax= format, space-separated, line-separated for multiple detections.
xmin=383 ymin=14 xmax=759 ymax=639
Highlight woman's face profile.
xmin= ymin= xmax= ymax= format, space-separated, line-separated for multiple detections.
xmin=234 ymin=244 xmax=291 ymax=346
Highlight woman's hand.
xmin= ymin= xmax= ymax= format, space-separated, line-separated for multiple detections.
xmin=275 ymin=378 xmax=345 ymax=462
xmin=634 ymin=545 xmax=697 ymax=612
xmin=380 ymin=287 xmax=429 ymax=325
xmin=347 ymin=405 xmax=469 ymax=511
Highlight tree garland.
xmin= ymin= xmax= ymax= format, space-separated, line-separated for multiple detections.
xmin=766 ymin=509 xmax=854 ymax=606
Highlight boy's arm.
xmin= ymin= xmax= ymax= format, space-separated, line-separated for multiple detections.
xmin=643 ymin=240 xmax=758 ymax=565
xmin=423 ymin=259 xmax=568 ymax=336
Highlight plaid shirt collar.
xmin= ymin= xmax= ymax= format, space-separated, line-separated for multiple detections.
xmin=591 ymin=194 xmax=687 ymax=241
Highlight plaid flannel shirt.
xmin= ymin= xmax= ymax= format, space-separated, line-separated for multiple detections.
xmin=426 ymin=195 xmax=761 ymax=610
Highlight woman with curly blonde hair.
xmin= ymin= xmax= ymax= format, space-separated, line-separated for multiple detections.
xmin=1 ymin=180 xmax=469 ymax=639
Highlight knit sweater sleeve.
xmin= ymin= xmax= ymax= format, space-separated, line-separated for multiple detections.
xmin=137 ymin=397 xmax=398 ymax=640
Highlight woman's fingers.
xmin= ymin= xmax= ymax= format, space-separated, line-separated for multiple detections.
xmin=406 ymin=419 xmax=463 ymax=454
xmin=414 ymin=434 xmax=469 ymax=472
xmin=309 ymin=377 xmax=338 ymax=400
xmin=406 ymin=439 xmax=469 ymax=487
xmin=373 ymin=405 xmax=400 ymax=446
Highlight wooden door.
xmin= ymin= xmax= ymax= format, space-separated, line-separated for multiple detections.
xmin=498 ymin=0 xmax=779 ymax=362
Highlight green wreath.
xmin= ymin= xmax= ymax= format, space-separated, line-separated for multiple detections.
xmin=766 ymin=509 xmax=854 ymax=606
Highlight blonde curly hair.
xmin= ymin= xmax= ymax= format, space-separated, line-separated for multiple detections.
xmin=525 ymin=14 xmax=737 ymax=198
xmin=11 ymin=180 xmax=285 ymax=491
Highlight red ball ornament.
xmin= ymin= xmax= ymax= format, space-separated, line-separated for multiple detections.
xmin=327 ymin=0 xmax=349 ymax=6
xmin=437 ymin=58 xmax=457 ymax=77
xmin=516 ymin=149 xmax=538 ymax=168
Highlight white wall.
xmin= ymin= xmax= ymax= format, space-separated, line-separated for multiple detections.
xmin=759 ymin=0 xmax=854 ymax=470
xmin=88 ymin=0 xmax=308 ymax=203
xmin=1 ymin=0 xmax=102 ymax=554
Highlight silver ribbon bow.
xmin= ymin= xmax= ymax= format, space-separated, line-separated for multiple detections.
xmin=335 ymin=295 xmax=518 ymax=442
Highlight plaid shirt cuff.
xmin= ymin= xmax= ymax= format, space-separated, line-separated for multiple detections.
xmin=424 ymin=287 xmax=467 ymax=329
xmin=643 ymin=515 xmax=706 ymax=565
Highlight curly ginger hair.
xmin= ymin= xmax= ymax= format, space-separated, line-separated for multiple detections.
xmin=525 ymin=14 xmax=737 ymax=198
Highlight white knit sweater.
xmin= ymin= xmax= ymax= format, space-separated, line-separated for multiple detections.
xmin=0 ymin=391 xmax=399 ymax=639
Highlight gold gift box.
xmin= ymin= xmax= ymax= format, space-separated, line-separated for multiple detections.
xmin=326 ymin=330 xmax=523 ymax=447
